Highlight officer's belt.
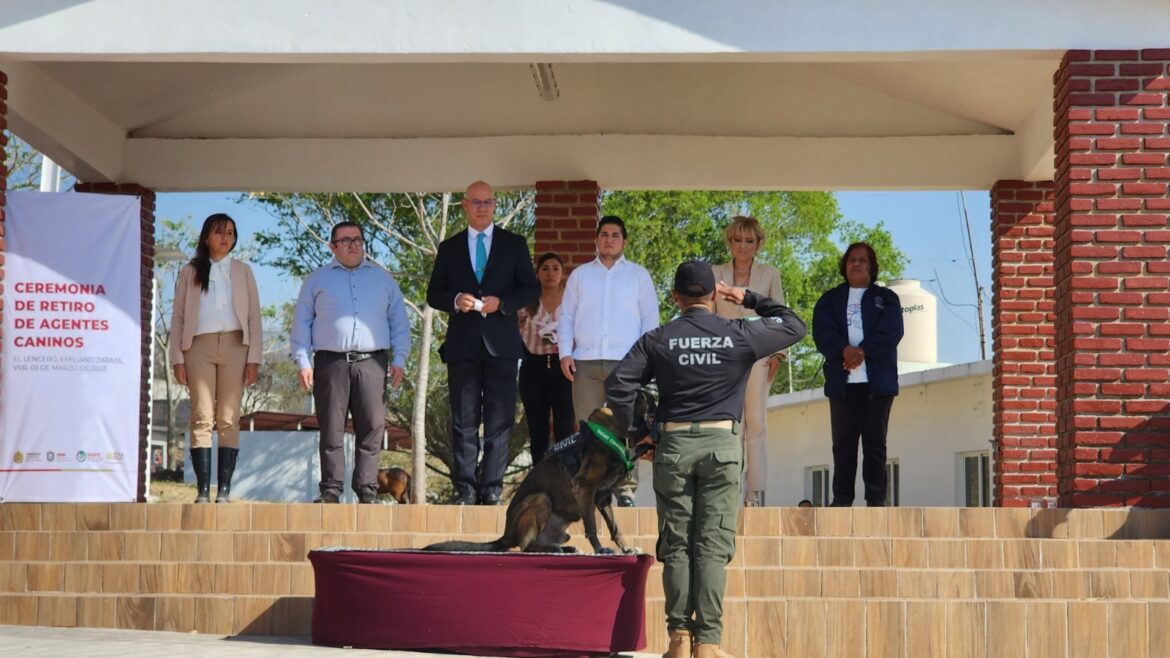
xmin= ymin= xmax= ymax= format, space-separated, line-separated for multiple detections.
xmin=662 ymin=419 xmax=734 ymax=432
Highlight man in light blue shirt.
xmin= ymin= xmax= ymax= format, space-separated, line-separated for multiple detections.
xmin=291 ymin=222 xmax=411 ymax=504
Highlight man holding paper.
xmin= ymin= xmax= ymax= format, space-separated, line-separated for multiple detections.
xmin=427 ymin=181 xmax=540 ymax=505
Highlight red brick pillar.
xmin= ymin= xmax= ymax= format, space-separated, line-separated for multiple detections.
xmin=74 ymin=182 xmax=156 ymax=503
xmin=1053 ymin=49 xmax=1170 ymax=507
xmin=533 ymin=180 xmax=601 ymax=270
xmin=991 ymin=181 xmax=1058 ymax=507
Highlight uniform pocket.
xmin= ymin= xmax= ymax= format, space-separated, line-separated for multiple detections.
xmin=712 ymin=448 xmax=741 ymax=467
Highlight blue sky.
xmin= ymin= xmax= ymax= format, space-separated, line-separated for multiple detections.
xmin=156 ymin=190 xmax=994 ymax=365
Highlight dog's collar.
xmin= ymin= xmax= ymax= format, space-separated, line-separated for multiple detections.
xmin=585 ymin=421 xmax=635 ymax=472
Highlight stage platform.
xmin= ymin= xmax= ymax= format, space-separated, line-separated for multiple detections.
xmin=2 ymin=503 xmax=1169 ymax=656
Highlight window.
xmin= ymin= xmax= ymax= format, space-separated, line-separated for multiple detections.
xmin=959 ymin=451 xmax=991 ymax=507
xmin=885 ymin=460 xmax=900 ymax=507
xmin=808 ymin=465 xmax=831 ymax=507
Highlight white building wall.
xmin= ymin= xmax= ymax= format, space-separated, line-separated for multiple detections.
xmin=765 ymin=361 xmax=993 ymax=507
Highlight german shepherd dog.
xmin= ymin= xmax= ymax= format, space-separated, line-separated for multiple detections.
xmin=423 ymin=390 xmax=656 ymax=554
xmin=376 ymin=467 xmax=412 ymax=504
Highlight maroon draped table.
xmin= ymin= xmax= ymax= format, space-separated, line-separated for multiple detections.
xmin=308 ymin=548 xmax=654 ymax=657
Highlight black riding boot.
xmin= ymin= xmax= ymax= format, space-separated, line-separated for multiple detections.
xmin=216 ymin=447 xmax=239 ymax=503
xmin=191 ymin=448 xmax=212 ymax=503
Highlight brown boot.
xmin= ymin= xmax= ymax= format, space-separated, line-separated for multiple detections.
xmin=694 ymin=642 xmax=735 ymax=658
xmin=662 ymin=629 xmax=692 ymax=658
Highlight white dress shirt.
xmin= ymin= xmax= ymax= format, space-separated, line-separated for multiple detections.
xmin=558 ymin=255 xmax=659 ymax=361
xmin=194 ymin=257 xmax=243 ymax=335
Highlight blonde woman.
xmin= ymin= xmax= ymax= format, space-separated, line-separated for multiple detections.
xmin=170 ymin=213 xmax=262 ymax=503
xmin=713 ymin=216 xmax=785 ymax=507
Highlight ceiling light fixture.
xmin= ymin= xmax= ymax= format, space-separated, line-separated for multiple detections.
xmin=529 ymin=63 xmax=559 ymax=101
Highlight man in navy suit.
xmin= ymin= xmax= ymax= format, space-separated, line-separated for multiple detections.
xmin=812 ymin=242 xmax=904 ymax=507
xmin=427 ymin=181 xmax=540 ymax=505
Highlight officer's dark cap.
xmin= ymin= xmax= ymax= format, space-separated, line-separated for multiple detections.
xmin=674 ymin=260 xmax=715 ymax=296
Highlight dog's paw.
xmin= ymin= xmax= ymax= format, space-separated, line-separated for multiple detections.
xmin=595 ymin=547 xmax=615 ymax=555
xmin=560 ymin=546 xmax=579 ymax=554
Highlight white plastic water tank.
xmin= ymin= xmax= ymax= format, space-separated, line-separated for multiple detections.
xmin=886 ymin=279 xmax=937 ymax=363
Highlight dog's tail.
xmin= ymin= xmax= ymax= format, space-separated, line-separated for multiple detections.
xmin=421 ymin=538 xmax=509 ymax=553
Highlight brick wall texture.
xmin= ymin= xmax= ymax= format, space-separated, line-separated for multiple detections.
xmin=533 ymin=180 xmax=601 ymax=270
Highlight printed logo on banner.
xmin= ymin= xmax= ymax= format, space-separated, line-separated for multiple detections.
xmin=47 ymin=452 xmax=55 ymax=462
xmin=76 ymin=451 xmax=87 ymax=463
xmin=13 ymin=452 xmax=24 ymax=465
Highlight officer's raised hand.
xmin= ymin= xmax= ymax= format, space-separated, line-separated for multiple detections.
xmin=716 ymin=281 xmax=746 ymax=306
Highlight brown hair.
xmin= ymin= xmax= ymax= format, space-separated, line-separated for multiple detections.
xmin=525 ymin=252 xmax=565 ymax=317
xmin=839 ymin=242 xmax=879 ymax=283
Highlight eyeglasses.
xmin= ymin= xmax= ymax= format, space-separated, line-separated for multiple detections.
xmin=467 ymin=199 xmax=496 ymax=209
xmin=332 ymin=237 xmax=364 ymax=248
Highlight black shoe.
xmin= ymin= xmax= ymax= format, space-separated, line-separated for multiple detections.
xmin=480 ymin=491 xmax=501 ymax=506
xmin=829 ymin=499 xmax=853 ymax=507
xmin=452 ymin=492 xmax=477 ymax=505
xmin=358 ymin=490 xmax=380 ymax=504
xmin=191 ymin=448 xmax=212 ymax=503
xmin=866 ymin=500 xmax=887 ymax=507
xmin=215 ymin=447 xmax=239 ymax=503
xmin=314 ymin=492 xmax=340 ymax=504
xmin=616 ymin=494 xmax=636 ymax=508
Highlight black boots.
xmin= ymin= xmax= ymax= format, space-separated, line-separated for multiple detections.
xmin=191 ymin=448 xmax=212 ymax=503
xmin=216 ymin=447 xmax=239 ymax=503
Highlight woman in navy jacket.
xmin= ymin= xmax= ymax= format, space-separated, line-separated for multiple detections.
xmin=812 ymin=242 xmax=904 ymax=507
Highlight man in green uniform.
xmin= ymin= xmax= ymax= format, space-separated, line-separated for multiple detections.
xmin=606 ymin=260 xmax=807 ymax=658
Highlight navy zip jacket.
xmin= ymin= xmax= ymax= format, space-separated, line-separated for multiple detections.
xmin=812 ymin=282 xmax=904 ymax=398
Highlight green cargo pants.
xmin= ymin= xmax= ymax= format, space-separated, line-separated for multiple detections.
xmin=652 ymin=422 xmax=741 ymax=646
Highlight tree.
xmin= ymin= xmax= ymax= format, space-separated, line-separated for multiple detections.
xmin=248 ymin=190 xmax=536 ymax=503
xmin=602 ymin=191 xmax=906 ymax=393
xmin=2 ymin=133 xmax=75 ymax=191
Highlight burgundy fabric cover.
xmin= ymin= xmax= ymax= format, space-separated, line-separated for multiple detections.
xmin=309 ymin=549 xmax=653 ymax=657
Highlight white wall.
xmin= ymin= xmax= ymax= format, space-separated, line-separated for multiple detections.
xmin=764 ymin=361 xmax=993 ymax=507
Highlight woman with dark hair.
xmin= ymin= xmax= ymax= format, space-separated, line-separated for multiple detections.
xmin=812 ymin=242 xmax=904 ymax=507
xmin=170 ymin=213 xmax=263 ymax=503
xmin=517 ymin=252 xmax=575 ymax=465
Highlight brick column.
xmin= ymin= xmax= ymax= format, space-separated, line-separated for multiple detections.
xmin=533 ymin=180 xmax=601 ymax=269
xmin=74 ymin=182 xmax=156 ymax=503
xmin=990 ymin=181 xmax=1058 ymax=507
xmin=1053 ymin=49 xmax=1170 ymax=507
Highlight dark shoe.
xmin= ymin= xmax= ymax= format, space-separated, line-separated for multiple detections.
xmin=191 ymin=447 xmax=212 ymax=503
xmin=358 ymin=490 xmax=380 ymax=504
xmin=866 ymin=499 xmax=887 ymax=507
xmin=314 ymin=492 xmax=340 ymax=504
xmin=616 ymin=494 xmax=636 ymax=508
xmin=829 ymin=499 xmax=852 ymax=507
xmin=451 ymin=492 xmax=477 ymax=505
xmin=479 ymin=491 xmax=501 ymax=506
xmin=215 ymin=447 xmax=239 ymax=503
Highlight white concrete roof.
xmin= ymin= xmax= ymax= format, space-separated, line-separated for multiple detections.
xmin=2 ymin=0 xmax=1168 ymax=192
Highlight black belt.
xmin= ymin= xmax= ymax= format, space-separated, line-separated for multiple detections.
xmin=320 ymin=350 xmax=381 ymax=363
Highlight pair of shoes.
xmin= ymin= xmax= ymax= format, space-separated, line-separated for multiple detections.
xmin=661 ymin=629 xmax=691 ymax=658
xmin=616 ymin=494 xmax=636 ymax=508
xmin=452 ymin=492 xmax=477 ymax=505
xmin=313 ymin=492 xmax=340 ymax=504
xmin=694 ymin=642 xmax=735 ymax=658
xmin=479 ymin=491 xmax=502 ymax=506
xmin=358 ymin=490 xmax=380 ymax=504
xmin=743 ymin=490 xmax=764 ymax=507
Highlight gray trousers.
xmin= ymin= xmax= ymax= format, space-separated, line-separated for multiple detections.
xmin=313 ymin=351 xmax=387 ymax=497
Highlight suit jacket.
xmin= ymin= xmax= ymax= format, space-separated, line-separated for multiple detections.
xmin=170 ymin=260 xmax=263 ymax=365
xmin=812 ymin=282 xmax=903 ymax=397
xmin=426 ymin=225 xmax=539 ymax=361
xmin=712 ymin=260 xmax=785 ymax=319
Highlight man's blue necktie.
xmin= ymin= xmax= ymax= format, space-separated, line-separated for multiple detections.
xmin=474 ymin=232 xmax=487 ymax=284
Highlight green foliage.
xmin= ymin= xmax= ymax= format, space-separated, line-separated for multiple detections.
xmin=603 ymin=191 xmax=906 ymax=393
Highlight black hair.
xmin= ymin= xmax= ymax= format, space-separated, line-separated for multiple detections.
xmin=526 ymin=252 xmax=566 ymax=317
xmin=839 ymin=242 xmax=879 ymax=283
xmin=597 ymin=215 xmax=627 ymax=240
xmin=330 ymin=221 xmax=364 ymax=243
xmin=191 ymin=213 xmax=237 ymax=293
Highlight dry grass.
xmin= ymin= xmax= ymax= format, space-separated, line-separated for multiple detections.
xmin=146 ymin=479 xmax=196 ymax=503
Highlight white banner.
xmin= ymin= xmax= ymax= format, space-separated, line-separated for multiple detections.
xmin=1 ymin=192 xmax=141 ymax=502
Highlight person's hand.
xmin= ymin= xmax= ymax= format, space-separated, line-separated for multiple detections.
xmin=299 ymin=367 xmax=314 ymax=391
xmin=635 ymin=435 xmax=656 ymax=462
xmin=560 ymin=356 xmax=576 ymax=382
xmin=843 ymin=346 xmax=865 ymax=370
xmin=455 ymin=293 xmax=478 ymax=313
xmin=715 ymin=281 xmax=745 ymax=306
xmin=172 ymin=363 xmax=187 ymax=386
xmin=388 ymin=365 xmax=405 ymax=388
xmin=244 ymin=363 xmax=260 ymax=387
xmin=481 ymin=296 xmax=501 ymax=314
xmin=767 ymin=353 xmax=785 ymax=380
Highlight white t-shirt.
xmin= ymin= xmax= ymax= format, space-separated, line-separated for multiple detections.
xmin=846 ymin=286 xmax=867 ymax=383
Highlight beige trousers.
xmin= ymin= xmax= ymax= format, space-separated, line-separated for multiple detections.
xmin=741 ymin=358 xmax=770 ymax=493
xmin=185 ymin=331 xmax=248 ymax=449
xmin=572 ymin=359 xmax=639 ymax=496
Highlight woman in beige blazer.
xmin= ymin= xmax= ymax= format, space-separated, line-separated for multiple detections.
xmin=170 ymin=213 xmax=262 ymax=503
xmin=713 ymin=216 xmax=785 ymax=507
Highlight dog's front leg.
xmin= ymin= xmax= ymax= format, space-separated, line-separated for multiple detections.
xmin=577 ymin=490 xmax=609 ymax=554
xmin=594 ymin=492 xmax=632 ymax=554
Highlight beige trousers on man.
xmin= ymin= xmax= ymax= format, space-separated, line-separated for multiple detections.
xmin=741 ymin=357 xmax=771 ymax=493
xmin=572 ymin=359 xmax=640 ymax=497
xmin=185 ymin=331 xmax=248 ymax=449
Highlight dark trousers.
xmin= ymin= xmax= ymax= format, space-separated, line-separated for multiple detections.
xmin=518 ymin=352 xmax=575 ymax=465
xmin=829 ymin=383 xmax=894 ymax=506
xmin=314 ymin=351 xmax=388 ymax=497
xmin=448 ymin=352 xmax=519 ymax=498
